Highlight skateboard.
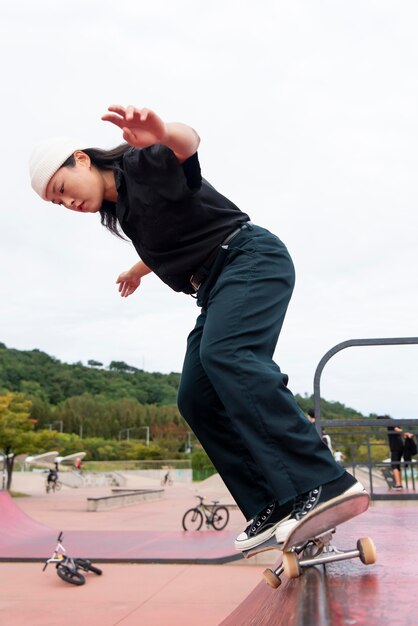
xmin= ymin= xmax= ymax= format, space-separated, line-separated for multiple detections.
xmin=243 ymin=492 xmax=376 ymax=589
xmin=381 ymin=467 xmax=396 ymax=489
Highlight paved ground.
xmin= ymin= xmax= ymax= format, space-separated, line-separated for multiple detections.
xmin=0 ymin=472 xmax=270 ymax=625
xmin=10 ymin=471 xmax=244 ymax=533
xmin=1 ymin=561 xmax=263 ymax=626
xmin=2 ymin=470 xmax=416 ymax=625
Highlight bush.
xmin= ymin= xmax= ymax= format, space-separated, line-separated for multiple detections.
xmin=191 ymin=449 xmax=216 ymax=480
xmin=13 ymin=429 xmax=165 ymax=462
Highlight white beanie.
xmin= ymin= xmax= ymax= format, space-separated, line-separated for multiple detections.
xmin=29 ymin=137 xmax=86 ymax=200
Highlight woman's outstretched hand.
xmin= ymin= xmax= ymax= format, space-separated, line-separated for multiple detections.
xmin=116 ymin=261 xmax=152 ymax=297
xmin=102 ymin=105 xmax=167 ymax=148
xmin=116 ymin=270 xmax=142 ymax=297
xmin=102 ymin=104 xmax=200 ymax=162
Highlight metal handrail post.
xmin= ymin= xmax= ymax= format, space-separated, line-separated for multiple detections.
xmin=366 ymin=432 xmax=374 ymax=496
xmin=313 ymin=337 xmax=418 ymax=423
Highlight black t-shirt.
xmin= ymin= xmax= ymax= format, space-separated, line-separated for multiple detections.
xmin=115 ymin=145 xmax=250 ymax=293
xmin=387 ymin=426 xmax=404 ymax=452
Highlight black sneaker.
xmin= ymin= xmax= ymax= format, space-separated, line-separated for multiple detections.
xmin=234 ymin=500 xmax=295 ymax=551
xmin=275 ymin=471 xmax=366 ymax=544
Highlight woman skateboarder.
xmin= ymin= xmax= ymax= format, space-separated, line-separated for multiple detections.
xmin=29 ymin=104 xmax=365 ymax=551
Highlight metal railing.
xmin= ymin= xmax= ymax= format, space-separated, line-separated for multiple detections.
xmin=312 ymin=336 xmax=418 ymax=499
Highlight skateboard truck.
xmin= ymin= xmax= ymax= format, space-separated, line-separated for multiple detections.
xmin=262 ymin=533 xmax=376 ymax=588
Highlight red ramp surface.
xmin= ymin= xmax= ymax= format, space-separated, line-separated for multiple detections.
xmin=221 ymin=505 xmax=418 ymax=626
xmin=0 ymin=491 xmax=240 ymax=564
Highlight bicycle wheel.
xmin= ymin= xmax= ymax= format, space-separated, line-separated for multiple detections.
xmin=182 ymin=508 xmax=203 ymax=531
xmin=56 ymin=564 xmax=86 ymax=586
xmin=54 ymin=481 xmax=62 ymax=492
xmin=212 ymin=506 xmax=230 ymax=530
xmin=75 ymin=558 xmax=103 ymax=575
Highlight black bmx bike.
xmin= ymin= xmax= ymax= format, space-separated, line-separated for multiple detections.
xmin=182 ymin=495 xmax=230 ymax=531
xmin=45 ymin=478 xmax=62 ymax=493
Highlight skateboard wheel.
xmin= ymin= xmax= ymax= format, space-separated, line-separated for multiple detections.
xmin=283 ymin=552 xmax=301 ymax=579
xmin=262 ymin=568 xmax=281 ymax=589
xmin=357 ymin=537 xmax=377 ymax=565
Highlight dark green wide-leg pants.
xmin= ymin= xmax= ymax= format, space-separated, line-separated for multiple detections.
xmin=178 ymin=225 xmax=343 ymax=520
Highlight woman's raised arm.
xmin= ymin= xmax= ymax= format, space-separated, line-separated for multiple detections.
xmin=102 ymin=105 xmax=200 ymax=163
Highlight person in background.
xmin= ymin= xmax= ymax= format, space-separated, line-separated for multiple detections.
xmin=306 ymin=408 xmax=316 ymax=425
xmin=378 ymin=416 xmax=413 ymax=490
xmin=387 ymin=425 xmax=406 ymax=490
xmin=47 ymin=466 xmax=58 ymax=486
xmin=321 ymin=429 xmax=333 ymax=454
xmin=402 ymin=432 xmax=417 ymax=470
xmin=306 ymin=409 xmax=333 ymax=452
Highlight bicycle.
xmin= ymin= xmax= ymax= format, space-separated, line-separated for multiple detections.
xmin=160 ymin=471 xmax=173 ymax=486
xmin=45 ymin=478 xmax=62 ymax=493
xmin=43 ymin=532 xmax=103 ymax=586
xmin=182 ymin=495 xmax=230 ymax=531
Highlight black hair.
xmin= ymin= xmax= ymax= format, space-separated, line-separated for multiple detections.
xmin=307 ymin=408 xmax=315 ymax=418
xmin=61 ymin=143 xmax=130 ymax=239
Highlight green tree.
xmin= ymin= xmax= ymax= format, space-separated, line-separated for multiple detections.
xmin=0 ymin=392 xmax=34 ymax=489
xmin=109 ymin=361 xmax=139 ymax=373
xmin=151 ymin=422 xmax=188 ymax=457
xmin=87 ymin=360 xmax=103 ymax=368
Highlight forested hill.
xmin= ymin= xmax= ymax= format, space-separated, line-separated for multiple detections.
xmin=1 ymin=342 xmax=382 ymax=456
xmin=0 ymin=342 xmax=180 ymax=406
xmin=0 ymin=341 xmax=375 ymax=423
xmin=0 ymin=343 xmax=388 ymax=465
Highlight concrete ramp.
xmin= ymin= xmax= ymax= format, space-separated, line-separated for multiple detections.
xmin=221 ymin=505 xmax=418 ymax=626
xmin=0 ymin=491 xmax=240 ymax=564
xmin=220 ymin=573 xmax=298 ymax=625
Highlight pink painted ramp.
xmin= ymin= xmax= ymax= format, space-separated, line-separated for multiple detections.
xmin=0 ymin=491 xmax=52 ymax=533
xmin=0 ymin=491 xmax=240 ymax=564
xmin=0 ymin=490 xmax=54 ymax=543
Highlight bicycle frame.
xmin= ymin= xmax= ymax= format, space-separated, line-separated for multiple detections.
xmin=195 ymin=496 xmax=219 ymax=525
xmin=43 ymin=532 xmax=77 ymax=572
xmin=43 ymin=531 xmax=103 ymax=587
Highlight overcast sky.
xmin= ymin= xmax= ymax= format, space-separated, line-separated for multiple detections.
xmin=1 ymin=1 xmax=418 ymax=419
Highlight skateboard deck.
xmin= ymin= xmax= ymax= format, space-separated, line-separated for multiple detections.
xmin=381 ymin=467 xmax=396 ymax=489
xmin=280 ymin=491 xmax=370 ymax=551
xmin=242 ymin=491 xmax=369 ymax=560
